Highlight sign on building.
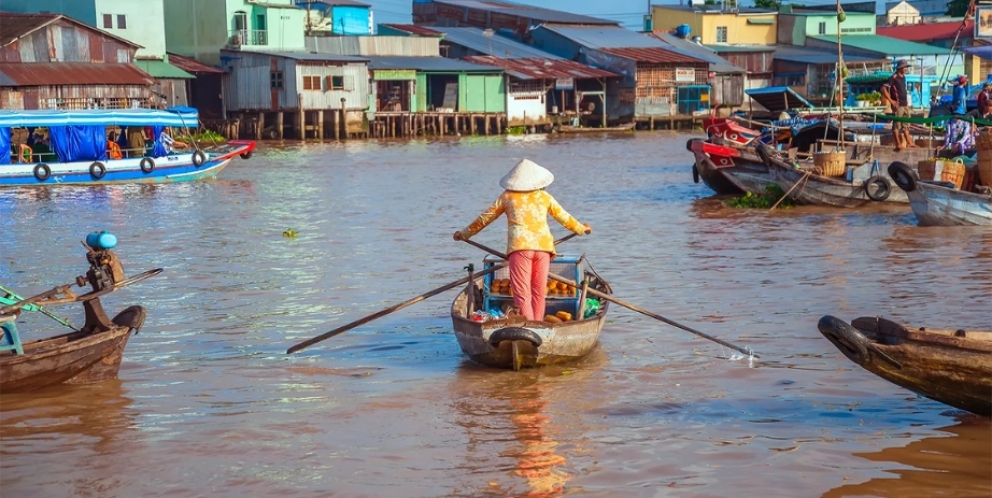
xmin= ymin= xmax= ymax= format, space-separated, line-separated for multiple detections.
xmin=978 ymin=7 xmax=992 ymax=39
xmin=675 ymin=68 xmax=696 ymax=83
xmin=555 ymin=78 xmax=574 ymax=90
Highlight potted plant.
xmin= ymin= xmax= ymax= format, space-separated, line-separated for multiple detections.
xmin=855 ymin=93 xmax=871 ymax=107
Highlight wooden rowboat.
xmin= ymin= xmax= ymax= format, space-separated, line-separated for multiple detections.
xmin=818 ymin=315 xmax=992 ymax=416
xmin=888 ymin=162 xmax=992 ymax=226
xmin=0 ymin=306 xmax=146 ymax=392
xmin=688 ymin=138 xmax=775 ymax=196
xmin=450 ymin=255 xmax=611 ymax=370
xmin=557 ymin=122 xmax=634 ymax=134
xmin=1 ymin=234 xmax=159 ymax=392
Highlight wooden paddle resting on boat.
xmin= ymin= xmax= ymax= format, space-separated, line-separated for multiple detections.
xmin=0 ymin=234 xmax=161 ymax=392
xmin=450 ymin=255 xmax=611 ymax=371
xmin=818 ymin=315 xmax=992 ymax=416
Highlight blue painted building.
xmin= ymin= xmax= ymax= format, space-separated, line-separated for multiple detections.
xmin=296 ymin=0 xmax=371 ymax=35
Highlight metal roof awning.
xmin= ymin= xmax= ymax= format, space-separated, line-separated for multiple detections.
xmin=134 ymin=59 xmax=195 ymax=79
xmin=0 ymin=108 xmax=199 ymax=128
xmin=746 ymin=86 xmax=815 ymax=112
xmin=461 ymin=56 xmax=616 ymax=80
xmin=0 ymin=62 xmax=154 ymax=87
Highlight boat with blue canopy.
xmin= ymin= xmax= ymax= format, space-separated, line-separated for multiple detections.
xmin=0 ymin=107 xmax=255 ymax=186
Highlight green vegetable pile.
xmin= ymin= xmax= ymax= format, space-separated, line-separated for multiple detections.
xmin=725 ymin=185 xmax=794 ymax=209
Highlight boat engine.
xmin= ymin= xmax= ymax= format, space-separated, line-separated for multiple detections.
xmin=77 ymin=231 xmax=124 ymax=332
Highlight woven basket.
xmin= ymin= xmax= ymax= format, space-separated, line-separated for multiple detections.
xmin=978 ymin=129 xmax=992 ymax=186
xmin=918 ymin=159 xmax=937 ymax=180
xmin=915 ymin=138 xmax=941 ymax=149
xmin=941 ymin=159 xmax=966 ymax=189
xmin=813 ymin=151 xmax=847 ymax=177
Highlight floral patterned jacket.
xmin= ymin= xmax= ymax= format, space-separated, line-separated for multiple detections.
xmin=459 ymin=190 xmax=585 ymax=255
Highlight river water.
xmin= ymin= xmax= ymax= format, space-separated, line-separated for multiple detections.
xmin=1 ymin=134 xmax=989 ymax=498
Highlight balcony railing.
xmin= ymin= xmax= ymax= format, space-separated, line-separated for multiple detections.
xmin=41 ymin=97 xmax=151 ymax=110
xmin=227 ymin=29 xmax=268 ymax=47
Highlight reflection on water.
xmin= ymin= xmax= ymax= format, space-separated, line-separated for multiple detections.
xmin=1 ymin=135 xmax=990 ymax=497
xmin=822 ymin=419 xmax=992 ymax=498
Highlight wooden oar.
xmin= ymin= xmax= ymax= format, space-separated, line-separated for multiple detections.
xmin=460 ymin=239 xmax=758 ymax=358
xmin=286 ymin=262 xmax=508 ymax=354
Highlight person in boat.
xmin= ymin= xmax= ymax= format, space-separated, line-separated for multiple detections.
xmin=971 ymin=82 xmax=992 ymax=119
xmin=126 ymin=126 xmax=148 ymax=158
xmin=880 ymin=82 xmax=893 ymax=115
xmin=950 ymin=74 xmax=969 ymax=116
xmin=453 ymin=159 xmax=591 ymax=322
xmin=888 ymin=60 xmax=915 ymax=151
xmin=107 ymin=131 xmax=123 ymax=160
xmin=159 ymin=127 xmax=189 ymax=153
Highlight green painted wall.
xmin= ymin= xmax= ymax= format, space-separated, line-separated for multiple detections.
xmin=795 ymin=13 xmax=875 ymax=46
xmin=416 ymin=73 xmax=428 ymax=112
xmin=459 ymin=74 xmax=505 ymax=112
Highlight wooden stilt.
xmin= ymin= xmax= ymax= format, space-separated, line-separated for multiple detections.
xmin=257 ymin=112 xmax=264 ymax=140
xmin=317 ymin=111 xmax=324 ymax=139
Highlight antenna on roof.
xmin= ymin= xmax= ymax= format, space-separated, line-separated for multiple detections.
xmin=483 ymin=28 xmax=495 ymax=56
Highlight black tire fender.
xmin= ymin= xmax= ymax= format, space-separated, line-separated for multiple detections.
xmin=888 ymin=161 xmax=918 ymax=192
xmin=865 ymin=175 xmax=892 ymax=201
xmin=33 ymin=163 xmax=51 ymax=181
xmin=89 ymin=161 xmax=106 ymax=179
xmin=756 ymin=143 xmax=772 ymax=166
xmin=240 ymin=151 xmax=253 ymax=160
xmin=488 ymin=327 xmax=543 ymax=348
xmin=192 ymin=150 xmax=207 ymax=167
xmin=692 ymin=164 xmax=700 ymax=184
xmin=140 ymin=157 xmax=155 ymax=173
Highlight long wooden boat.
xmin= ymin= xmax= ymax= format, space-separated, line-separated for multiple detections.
xmin=818 ymin=315 xmax=992 ymax=416
xmin=558 ymin=122 xmax=634 ymax=134
xmin=0 ymin=109 xmax=255 ymax=186
xmin=688 ymin=139 xmax=776 ymax=196
xmin=888 ymin=162 xmax=992 ymax=226
xmin=757 ymin=143 xmax=909 ymax=208
xmin=450 ymin=255 xmax=611 ymax=370
xmin=0 ymin=232 xmax=159 ymax=392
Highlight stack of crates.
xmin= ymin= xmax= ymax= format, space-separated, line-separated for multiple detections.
xmin=481 ymin=254 xmax=583 ymax=317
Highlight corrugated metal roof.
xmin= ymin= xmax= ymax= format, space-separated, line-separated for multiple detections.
xmin=366 ymin=55 xmax=503 ymax=72
xmin=306 ymin=0 xmax=371 ymax=6
xmin=598 ymin=47 xmax=704 ymax=64
xmin=655 ymin=5 xmax=777 ymax=14
xmin=254 ymin=2 xmax=303 ymax=10
xmin=649 ymin=32 xmax=744 ymax=73
xmin=884 ymin=0 xmax=949 ymax=15
xmin=0 ymin=63 xmax=154 ymax=87
xmin=772 ymin=45 xmax=886 ymax=64
xmin=431 ymin=0 xmax=617 ymax=25
xmin=462 ymin=56 xmax=616 ymax=79
xmin=877 ymin=20 xmax=973 ymax=42
xmin=379 ymin=24 xmax=443 ymax=36
xmin=134 ymin=59 xmax=195 ymax=79
xmin=0 ymin=12 xmax=140 ymax=48
xmin=809 ymin=34 xmax=951 ymax=56
xmin=703 ymin=44 xmax=776 ymax=53
xmin=167 ymin=53 xmax=224 ymax=74
xmin=537 ymin=25 xmax=663 ymax=49
xmin=226 ymin=49 xmax=369 ymax=62
xmin=435 ymin=27 xmax=561 ymax=59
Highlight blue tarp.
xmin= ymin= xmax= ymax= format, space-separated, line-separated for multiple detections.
xmin=962 ymin=45 xmax=992 ymax=61
xmin=0 ymin=109 xmax=199 ymax=128
xmin=150 ymin=125 xmax=168 ymax=158
xmin=0 ymin=127 xmax=10 ymax=164
xmin=49 ymin=125 xmax=108 ymax=163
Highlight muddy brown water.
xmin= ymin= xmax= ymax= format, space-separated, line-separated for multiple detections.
xmin=0 ymin=133 xmax=989 ymax=497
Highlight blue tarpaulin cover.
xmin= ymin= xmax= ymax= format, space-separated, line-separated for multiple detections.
xmin=0 ymin=127 xmax=10 ymax=164
xmin=151 ymin=125 xmax=168 ymax=158
xmin=49 ymin=125 xmax=108 ymax=163
xmin=0 ymin=109 xmax=199 ymax=128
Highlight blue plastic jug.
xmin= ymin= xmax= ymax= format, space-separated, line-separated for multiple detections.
xmin=86 ymin=230 xmax=117 ymax=250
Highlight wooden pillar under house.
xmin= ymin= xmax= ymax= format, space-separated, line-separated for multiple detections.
xmin=276 ymin=111 xmax=284 ymax=139
xmin=256 ymin=112 xmax=264 ymax=140
xmin=339 ymin=98 xmax=347 ymax=140
xmin=317 ymin=111 xmax=324 ymax=139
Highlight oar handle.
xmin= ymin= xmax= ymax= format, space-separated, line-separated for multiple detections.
xmin=287 ymin=262 xmax=508 ymax=354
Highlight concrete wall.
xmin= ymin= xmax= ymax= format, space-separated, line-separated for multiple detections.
xmin=506 ymin=80 xmax=547 ymax=126
xmin=651 ymin=7 xmax=778 ymax=45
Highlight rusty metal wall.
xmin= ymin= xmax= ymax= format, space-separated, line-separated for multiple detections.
xmin=0 ymin=19 xmax=135 ymax=63
xmin=223 ymin=52 xmax=281 ymax=111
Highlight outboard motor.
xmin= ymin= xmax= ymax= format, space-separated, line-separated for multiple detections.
xmin=78 ymin=230 xmax=125 ymax=333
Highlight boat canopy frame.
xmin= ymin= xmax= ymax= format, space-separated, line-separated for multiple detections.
xmin=0 ymin=108 xmax=199 ymax=129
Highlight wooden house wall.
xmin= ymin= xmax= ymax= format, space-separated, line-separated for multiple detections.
xmin=1 ymin=85 xmax=150 ymax=110
xmin=295 ymin=61 xmax=370 ymax=111
xmin=719 ymin=52 xmax=774 ymax=75
xmin=0 ymin=19 xmax=135 ymax=63
xmin=634 ymin=62 xmax=709 ymax=99
xmin=712 ymin=74 xmax=745 ymax=107
xmin=222 ymin=51 xmax=283 ymax=111
xmin=155 ymin=79 xmax=189 ymax=108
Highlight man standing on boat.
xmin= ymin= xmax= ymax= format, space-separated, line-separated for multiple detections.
xmin=454 ymin=159 xmax=590 ymax=322
xmin=889 ymin=60 xmax=915 ymax=151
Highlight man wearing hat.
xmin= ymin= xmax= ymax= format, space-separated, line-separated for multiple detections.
xmin=950 ymin=74 xmax=969 ymax=116
xmin=971 ymin=81 xmax=992 ymax=119
xmin=888 ymin=60 xmax=914 ymax=150
xmin=454 ymin=159 xmax=591 ymax=322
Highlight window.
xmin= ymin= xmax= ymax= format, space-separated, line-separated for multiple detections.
xmin=818 ymin=22 xmax=826 ymax=35
xmin=330 ymin=75 xmax=344 ymax=90
xmin=102 ymin=14 xmax=112 ymax=28
xmin=715 ymin=26 xmax=728 ymax=43
xmin=117 ymin=14 xmax=127 ymax=29
xmin=270 ymin=71 xmax=284 ymax=89
xmin=302 ymin=75 xmax=321 ymax=90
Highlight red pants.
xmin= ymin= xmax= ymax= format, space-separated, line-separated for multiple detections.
xmin=508 ymin=250 xmax=550 ymax=321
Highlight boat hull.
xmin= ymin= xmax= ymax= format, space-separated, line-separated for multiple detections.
xmin=0 ymin=141 xmax=254 ymax=186
xmin=0 ymin=325 xmax=134 ymax=392
xmin=758 ymin=143 xmax=908 ymax=208
xmin=906 ymin=183 xmax=992 ymax=226
xmin=818 ymin=315 xmax=992 ymax=416
xmin=690 ymin=139 xmax=774 ymax=195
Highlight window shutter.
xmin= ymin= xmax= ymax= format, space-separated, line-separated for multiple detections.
xmin=344 ymin=75 xmax=355 ymax=91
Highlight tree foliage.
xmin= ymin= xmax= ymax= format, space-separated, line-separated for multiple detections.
xmin=946 ymin=0 xmax=969 ymax=17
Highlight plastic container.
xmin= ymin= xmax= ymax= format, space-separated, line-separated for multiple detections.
xmin=85 ymin=230 xmax=117 ymax=250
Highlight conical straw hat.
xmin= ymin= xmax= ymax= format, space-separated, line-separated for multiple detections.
xmin=499 ymin=159 xmax=554 ymax=191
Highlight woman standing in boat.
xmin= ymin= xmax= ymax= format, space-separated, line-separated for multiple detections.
xmin=454 ymin=159 xmax=590 ymax=322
